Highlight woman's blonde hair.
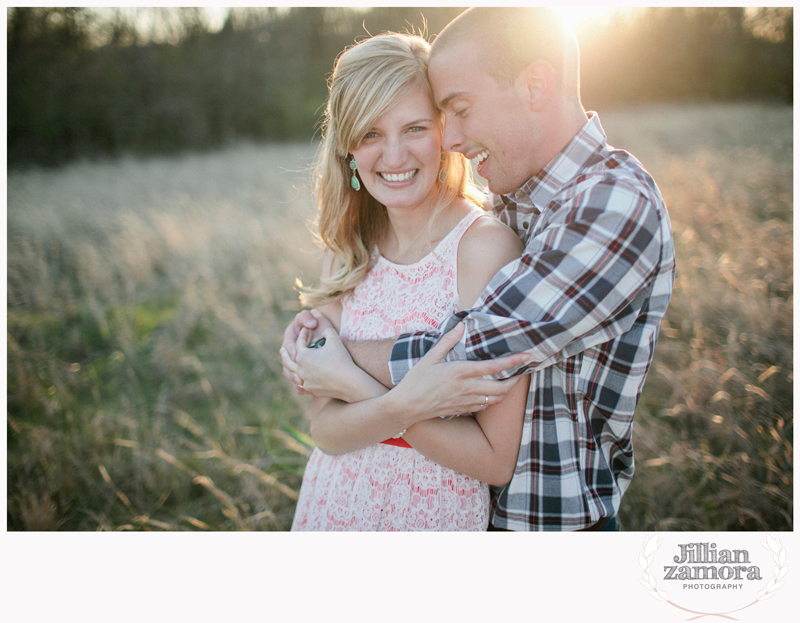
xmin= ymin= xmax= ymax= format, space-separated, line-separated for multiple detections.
xmin=299 ymin=32 xmax=484 ymax=308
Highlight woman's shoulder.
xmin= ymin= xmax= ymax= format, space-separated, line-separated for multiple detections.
xmin=459 ymin=211 xmax=523 ymax=263
xmin=455 ymin=208 xmax=523 ymax=309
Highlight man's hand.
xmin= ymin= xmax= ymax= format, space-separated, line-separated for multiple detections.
xmin=388 ymin=323 xmax=531 ymax=423
xmin=280 ymin=309 xmax=335 ymax=395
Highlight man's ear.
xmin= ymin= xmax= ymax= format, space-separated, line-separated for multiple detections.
xmin=519 ymin=60 xmax=555 ymax=111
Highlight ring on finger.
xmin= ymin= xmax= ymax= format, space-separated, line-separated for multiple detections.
xmin=480 ymin=395 xmax=489 ymax=408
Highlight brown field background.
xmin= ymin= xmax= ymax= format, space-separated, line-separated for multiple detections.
xmin=6 ymin=102 xmax=793 ymax=531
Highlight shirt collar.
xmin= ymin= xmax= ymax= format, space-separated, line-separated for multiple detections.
xmin=508 ymin=111 xmax=607 ymax=212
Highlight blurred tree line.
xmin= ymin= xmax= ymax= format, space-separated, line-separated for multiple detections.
xmin=578 ymin=7 xmax=793 ymax=106
xmin=7 ymin=6 xmax=793 ymax=167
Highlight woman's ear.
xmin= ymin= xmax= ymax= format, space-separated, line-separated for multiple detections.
xmin=519 ymin=60 xmax=555 ymax=111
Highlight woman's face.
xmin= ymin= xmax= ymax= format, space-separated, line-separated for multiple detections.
xmin=350 ymin=85 xmax=442 ymax=214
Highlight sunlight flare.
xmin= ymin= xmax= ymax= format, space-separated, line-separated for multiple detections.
xmin=553 ymin=6 xmax=628 ymax=30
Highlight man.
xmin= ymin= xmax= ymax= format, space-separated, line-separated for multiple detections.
xmin=282 ymin=7 xmax=675 ymax=531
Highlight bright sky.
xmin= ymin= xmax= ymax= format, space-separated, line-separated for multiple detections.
xmin=204 ymin=6 xmax=632 ymax=33
xmin=551 ymin=6 xmax=637 ymax=31
xmin=201 ymin=6 xmax=639 ymax=37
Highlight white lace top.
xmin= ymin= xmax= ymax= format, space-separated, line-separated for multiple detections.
xmin=291 ymin=209 xmax=492 ymax=531
xmin=340 ymin=210 xmax=486 ymax=341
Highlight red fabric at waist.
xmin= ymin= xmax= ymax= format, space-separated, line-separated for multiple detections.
xmin=380 ymin=437 xmax=412 ymax=448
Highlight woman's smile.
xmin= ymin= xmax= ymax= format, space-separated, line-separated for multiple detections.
xmin=378 ymin=169 xmax=419 ymax=183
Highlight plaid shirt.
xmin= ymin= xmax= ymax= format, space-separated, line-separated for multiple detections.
xmin=389 ymin=113 xmax=676 ymax=530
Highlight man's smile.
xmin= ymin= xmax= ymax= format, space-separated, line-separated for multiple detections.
xmin=472 ymin=150 xmax=489 ymax=174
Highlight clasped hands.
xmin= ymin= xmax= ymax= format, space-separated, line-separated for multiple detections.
xmin=279 ymin=309 xmax=529 ymax=420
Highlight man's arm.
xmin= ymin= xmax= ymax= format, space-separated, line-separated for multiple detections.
xmin=403 ymin=373 xmax=530 ymax=486
xmin=296 ymin=324 xmax=528 ymax=454
xmin=281 ymin=308 xmax=524 ymax=407
xmin=390 ymin=182 xmax=668 ymax=384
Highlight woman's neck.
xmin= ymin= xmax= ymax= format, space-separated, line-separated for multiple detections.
xmin=380 ymin=198 xmax=471 ymax=265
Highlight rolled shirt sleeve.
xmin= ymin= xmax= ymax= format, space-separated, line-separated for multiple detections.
xmin=390 ymin=177 xmax=665 ymax=384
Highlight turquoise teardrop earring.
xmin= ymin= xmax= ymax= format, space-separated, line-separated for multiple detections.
xmin=349 ymin=158 xmax=361 ymax=191
xmin=438 ymin=152 xmax=448 ymax=183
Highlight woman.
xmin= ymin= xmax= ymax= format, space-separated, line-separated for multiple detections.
xmin=287 ymin=32 xmax=529 ymax=531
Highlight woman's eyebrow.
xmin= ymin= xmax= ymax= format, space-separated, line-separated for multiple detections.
xmin=405 ymin=117 xmax=435 ymax=125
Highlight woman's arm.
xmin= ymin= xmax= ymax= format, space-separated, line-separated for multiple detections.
xmin=297 ymin=327 xmax=402 ymax=450
xmin=297 ymin=324 xmax=525 ymax=455
xmin=309 ymin=347 xmax=530 ymax=487
xmin=295 ymin=214 xmax=531 ymax=484
xmin=404 ymin=375 xmax=529 ymax=486
xmin=401 ymin=215 xmax=529 ymax=485
xmin=288 ymin=249 xmax=405 ymax=450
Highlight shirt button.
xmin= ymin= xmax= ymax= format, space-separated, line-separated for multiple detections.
xmin=522 ymin=221 xmax=529 ymax=229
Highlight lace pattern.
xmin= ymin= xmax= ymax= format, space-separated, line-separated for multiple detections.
xmin=292 ymin=210 xmax=491 ymax=531
xmin=292 ymin=445 xmax=490 ymax=531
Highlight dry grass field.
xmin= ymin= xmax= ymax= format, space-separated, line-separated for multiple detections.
xmin=6 ymin=103 xmax=793 ymax=531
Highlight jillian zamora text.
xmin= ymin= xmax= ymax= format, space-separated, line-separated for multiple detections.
xmin=663 ymin=542 xmax=762 ymax=581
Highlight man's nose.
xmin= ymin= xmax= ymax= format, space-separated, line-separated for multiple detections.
xmin=441 ymin=118 xmax=463 ymax=153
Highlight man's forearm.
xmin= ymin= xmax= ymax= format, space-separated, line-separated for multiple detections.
xmin=342 ymin=338 xmax=396 ymax=388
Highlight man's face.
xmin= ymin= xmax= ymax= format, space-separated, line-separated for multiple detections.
xmin=428 ymin=42 xmax=540 ymax=196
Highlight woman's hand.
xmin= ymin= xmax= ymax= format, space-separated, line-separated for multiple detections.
xmin=294 ymin=327 xmax=385 ymax=403
xmin=387 ymin=323 xmax=530 ymax=423
xmin=280 ymin=309 xmax=337 ymax=394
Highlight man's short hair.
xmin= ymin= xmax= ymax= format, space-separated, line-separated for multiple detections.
xmin=432 ymin=7 xmax=579 ymax=97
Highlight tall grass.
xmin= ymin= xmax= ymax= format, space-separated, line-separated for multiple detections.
xmin=602 ymin=104 xmax=792 ymax=530
xmin=6 ymin=104 xmax=792 ymax=530
xmin=7 ymin=143 xmax=321 ymax=530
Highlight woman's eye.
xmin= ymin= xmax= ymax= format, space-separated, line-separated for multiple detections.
xmin=408 ymin=126 xmax=426 ymax=133
xmin=454 ymin=108 xmax=467 ymax=118
xmin=364 ymin=131 xmax=378 ymax=139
